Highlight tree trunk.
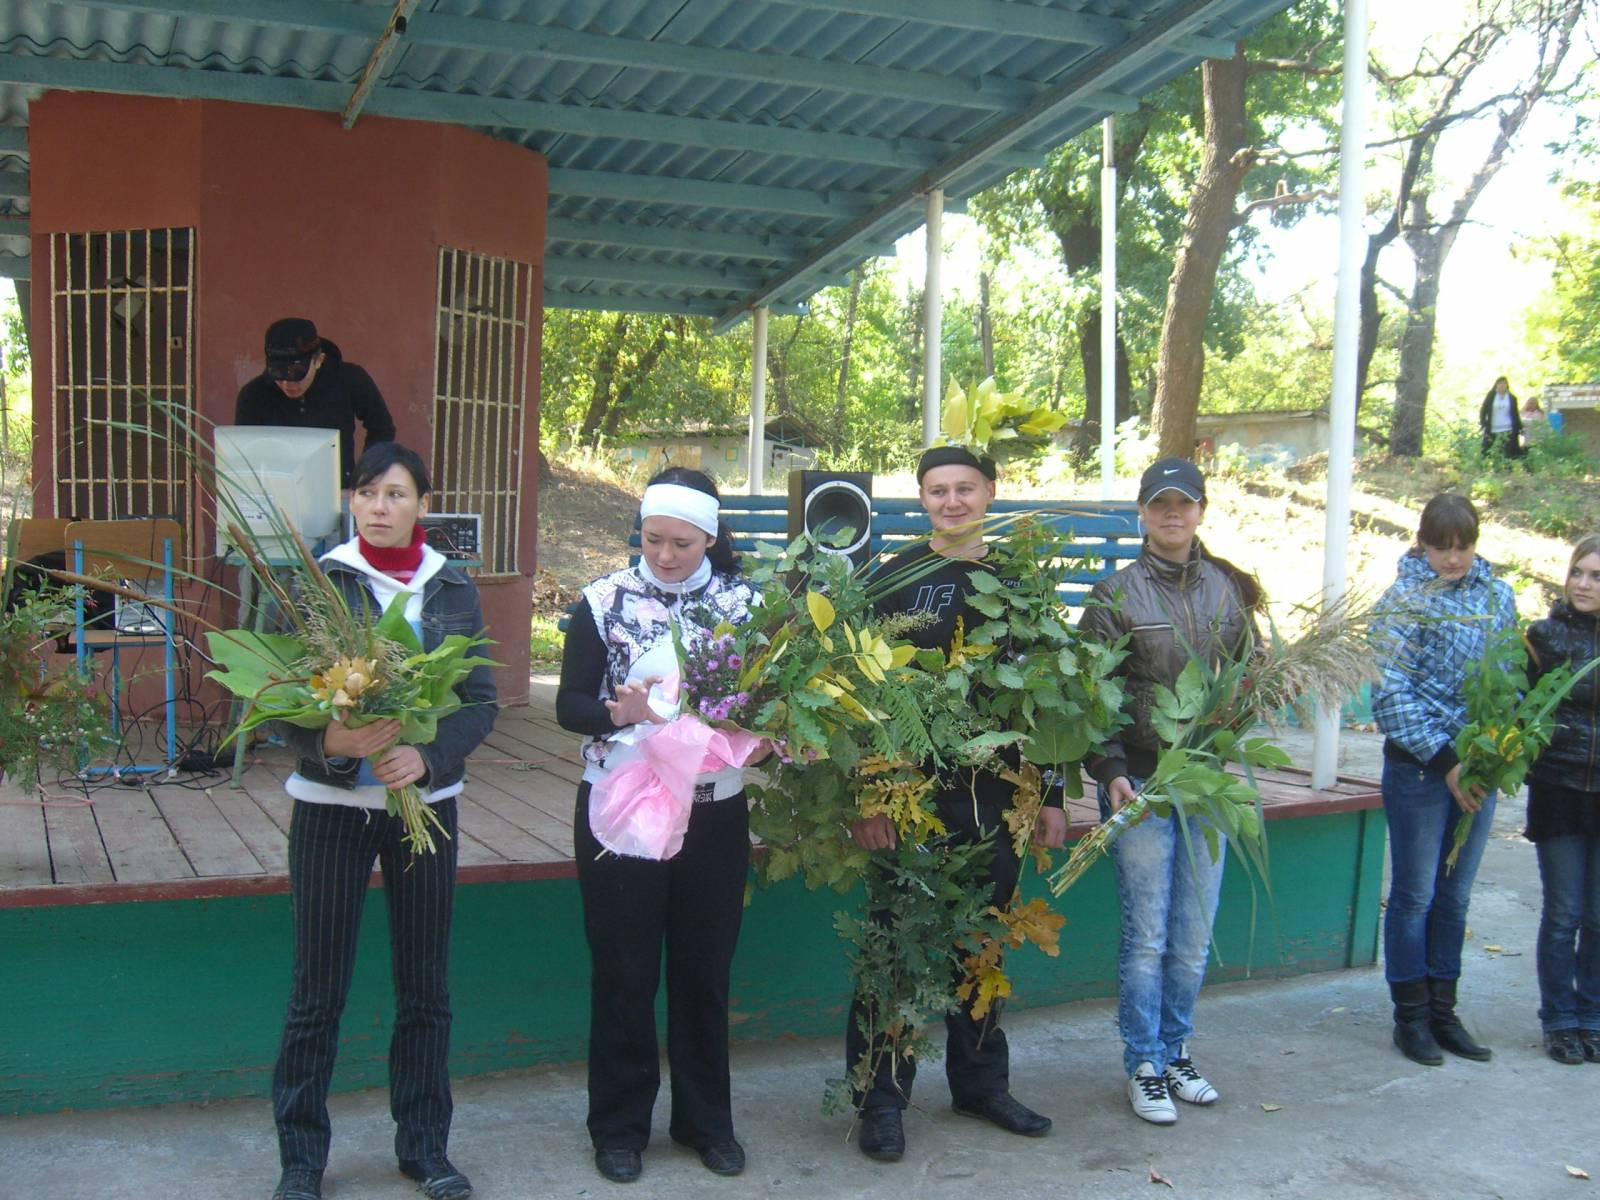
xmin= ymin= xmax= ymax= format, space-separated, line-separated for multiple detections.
xmin=904 ymin=286 xmax=923 ymax=419
xmin=577 ymin=312 xmax=630 ymax=447
xmin=1390 ymin=213 xmax=1443 ymax=457
xmin=1152 ymin=54 xmax=1253 ymax=460
xmin=1076 ymin=309 xmax=1133 ymax=454
xmin=768 ymin=315 xmax=804 ymax=412
xmin=1383 ymin=1 xmax=1579 ymax=455
xmin=979 ymin=270 xmax=994 ymax=377
xmin=601 ymin=317 xmax=682 ymax=441
xmin=834 ymin=268 xmax=863 ymax=446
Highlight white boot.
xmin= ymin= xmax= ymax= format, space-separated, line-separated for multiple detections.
xmin=1163 ymin=1043 xmax=1219 ymax=1105
xmin=1128 ymin=1062 xmax=1177 ymax=1124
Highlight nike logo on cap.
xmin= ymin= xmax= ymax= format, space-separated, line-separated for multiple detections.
xmin=1163 ymin=468 xmax=1179 ymax=474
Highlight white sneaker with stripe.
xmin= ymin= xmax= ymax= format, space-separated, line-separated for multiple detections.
xmin=1163 ymin=1045 xmax=1219 ymax=1105
xmin=1128 ymin=1062 xmax=1177 ymax=1124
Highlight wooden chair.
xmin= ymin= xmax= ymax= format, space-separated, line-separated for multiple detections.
xmin=64 ymin=518 xmax=184 ymax=774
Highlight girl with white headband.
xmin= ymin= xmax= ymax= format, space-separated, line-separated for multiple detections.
xmin=555 ymin=466 xmax=759 ymax=1184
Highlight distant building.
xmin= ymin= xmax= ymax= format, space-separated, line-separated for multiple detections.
xmin=1193 ymin=409 xmax=1331 ymax=465
xmin=611 ymin=418 xmax=821 ymax=483
xmin=1542 ymin=384 xmax=1600 ymax=455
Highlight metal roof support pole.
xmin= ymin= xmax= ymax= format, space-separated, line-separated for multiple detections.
xmin=1100 ymin=116 xmax=1117 ymax=500
xmin=1313 ymin=0 xmax=1369 ymax=791
xmin=922 ymin=188 xmax=945 ymax=446
xmin=748 ymin=306 xmax=769 ymax=495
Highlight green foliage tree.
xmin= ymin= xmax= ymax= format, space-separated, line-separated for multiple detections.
xmin=1526 ymin=129 xmax=1600 ymax=383
xmin=1356 ymin=0 xmax=1588 ymax=455
xmin=971 ymin=2 xmax=1343 ymax=459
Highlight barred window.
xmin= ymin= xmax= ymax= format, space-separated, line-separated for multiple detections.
xmin=432 ymin=247 xmax=533 ymax=577
xmin=50 ymin=228 xmax=196 ymax=527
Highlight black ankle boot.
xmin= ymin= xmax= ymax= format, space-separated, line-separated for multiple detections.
xmin=1427 ymin=977 xmax=1492 ymax=1061
xmin=1390 ymin=979 xmax=1443 ymax=1066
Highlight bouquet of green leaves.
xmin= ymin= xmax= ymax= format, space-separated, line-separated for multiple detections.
xmin=1049 ymin=592 xmax=1378 ymax=900
xmin=732 ymin=517 xmax=1133 ymax=1110
xmin=1445 ymin=625 xmax=1597 ymax=870
xmin=0 ymin=528 xmax=115 ymax=787
xmin=205 ymin=540 xmax=494 ymax=855
xmin=935 ymin=377 xmax=1068 ymax=466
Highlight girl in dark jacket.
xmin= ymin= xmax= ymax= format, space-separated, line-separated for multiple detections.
xmin=270 ymin=443 xmax=497 ymax=1200
xmin=556 ymin=467 xmax=759 ymax=1184
xmin=1525 ymin=533 xmax=1600 ymax=1064
xmin=1478 ymin=376 xmax=1524 ymax=458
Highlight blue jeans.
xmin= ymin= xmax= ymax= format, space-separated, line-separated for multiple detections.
xmin=1534 ymin=833 xmax=1600 ymax=1032
xmin=1380 ymin=760 xmax=1495 ymax=984
xmin=1099 ymin=782 xmax=1226 ymax=1078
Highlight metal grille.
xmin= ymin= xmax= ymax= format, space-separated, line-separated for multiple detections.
xmin=49 ymin=228 xmax=197 ymax=525
xmin=432 ymin=247 xmax=532 ymax=577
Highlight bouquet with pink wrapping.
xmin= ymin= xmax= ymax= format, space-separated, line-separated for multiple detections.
xmin=588 ymin=673 xmax=769 ymax=860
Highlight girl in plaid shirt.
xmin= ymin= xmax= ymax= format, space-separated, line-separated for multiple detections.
xmin=1371 ymin=493 xmax=1517 ymax=1067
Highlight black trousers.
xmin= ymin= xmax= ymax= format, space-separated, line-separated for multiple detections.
xmin=273 ymin=798 xmax=459 ymax=1171
xmin=575 ymin=782 xmax=750 ymax=1151
xmin=845 ymin=793 xmax=1021 ymax=1110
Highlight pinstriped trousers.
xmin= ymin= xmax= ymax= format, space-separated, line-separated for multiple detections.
xmin=272 ymin=797 xmax=460 ymax=1171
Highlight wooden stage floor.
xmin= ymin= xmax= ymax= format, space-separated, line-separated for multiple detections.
xmin=0 ymin=679 xmax=585 ymax=894
xmin=0 ymin=678 xmax=1381 ymax=898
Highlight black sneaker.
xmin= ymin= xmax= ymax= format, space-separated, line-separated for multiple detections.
xmin=696 ymin=1140 xmax=746 ymax=1176
xmin=1580 ymin=1029 xmax=1600 ymax=1063
xmin=399 ymin=1156 xmax=473 ymax=1199
xmin=951 ymin=1092 xmax=1052 ymax=1136
xmin=1546 ymin=1029 xmax=1585 ymax=1065
xmin=271 ymin=1167 xmax=322 ymax=1200
xmin=594 ymin=1147 xmax=643 ymax=1183
xmin=856 ymin=1105 xmax=905 ymax=1162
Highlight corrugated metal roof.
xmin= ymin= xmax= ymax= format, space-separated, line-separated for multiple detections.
xmin=0 ymin=0 xmax=1297 ymax=312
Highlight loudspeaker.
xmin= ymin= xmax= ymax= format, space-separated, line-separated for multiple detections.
xmin=787 ymin=471 xmax=873 ymax=567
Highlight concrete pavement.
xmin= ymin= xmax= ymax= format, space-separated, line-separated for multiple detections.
xmin=4 ymin=731 xmax=1592 ymax=1199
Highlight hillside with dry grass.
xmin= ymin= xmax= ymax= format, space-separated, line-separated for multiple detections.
xmin=533 ymin=450 xmax=1600 ymax=646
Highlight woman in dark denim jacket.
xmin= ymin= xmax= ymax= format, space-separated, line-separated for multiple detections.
xmin=1525 ymin=534 xmax=1600 ymax=1064
xmin=269 ymin=443 xmax=497 ymax=1200
xmin=1370 ymin=493 xmax=1516 ymax=1069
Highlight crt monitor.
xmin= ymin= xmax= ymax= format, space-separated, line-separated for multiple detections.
xmin=212 ymin=425 xmax=341 ymax=556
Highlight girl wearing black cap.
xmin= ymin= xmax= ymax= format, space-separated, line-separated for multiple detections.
xmin=845 ymin=445 xmax=1066 ymax=1163
xmin=555 ymin=467 xmax=759 ymax=1184
xmin=1077 ymin=457 xmax=1260 ymax=1126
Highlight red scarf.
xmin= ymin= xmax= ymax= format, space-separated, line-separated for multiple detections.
xmin=359 ymin=525 xmax=426 ymax=583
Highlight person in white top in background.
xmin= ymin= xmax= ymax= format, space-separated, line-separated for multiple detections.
xmin=1478 ymin=376 xmax=1524 ymax=459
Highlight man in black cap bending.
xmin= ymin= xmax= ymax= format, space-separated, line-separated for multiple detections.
xmin=235 ymin=317 xmax=396 ymax=489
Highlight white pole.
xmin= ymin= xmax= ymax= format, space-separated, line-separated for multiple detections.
xmin=922 ymin=188 xmax=944 ymax=446
xmin=1100 ymin=116 xmax=1117 ymax=500
xmin=1312 ymin=0 xmax=1368 ymax=790
xmin=748 ymin=305 xmax=768 ymax=495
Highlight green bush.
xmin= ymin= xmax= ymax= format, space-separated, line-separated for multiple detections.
xmin=529 ymin=613 xmax=565 ymax=672
xmin=1522 ymin=430 xmax=1596 ymax=478
xmin=1525 ymin=492 xmax=1592 ymax=540
xmin=1469 ymin=476 xmax=1505 ymax=506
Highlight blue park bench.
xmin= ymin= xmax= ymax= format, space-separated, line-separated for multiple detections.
xmin=693 ymin=494 xmax=1144 ymax=608
xmin=558 ymin=495 xmax=1144 ymax=631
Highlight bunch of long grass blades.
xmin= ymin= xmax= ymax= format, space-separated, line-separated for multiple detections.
xmin=212 ymin=523 xmax=481 ymax=857
xmin=56 ymin=397 xmax=486 ymax=858
xmin=1047 ymin=588 xmax=1382 ymax=900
